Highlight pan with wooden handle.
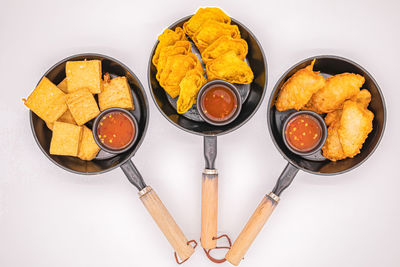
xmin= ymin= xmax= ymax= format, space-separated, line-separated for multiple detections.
xmin=148 ymin=15 xmax=267 ymax=260
xmin=225 ymin=55 xmax=386 ymax=265
xmin=29 ymin=53 xmax=195 ymax=262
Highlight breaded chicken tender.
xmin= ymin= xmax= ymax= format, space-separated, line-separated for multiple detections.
xmin=338 ymin=100 xmax=374 ymax=158
xmin=350 ymin=89 xmax=371 ymax=109
xmin=324 ymin=110 xmax=342 ymax=127
xmin=322 ymin=90 xmax=373 ymax=161
xmin=275 ymin=60 xmax=325 ymax=111
xmin=308 ymin=73 xmax=365 ymax=113
xmin=322 ymin=120 xmax=346 ymax=161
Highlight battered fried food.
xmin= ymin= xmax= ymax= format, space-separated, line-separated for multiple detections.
xmin=152 ymin=27 xmax=187 ymax=67
xmin=176 ymin=69 xmax=207 ymax=114
xmin=308 ymin=73 xmax=365 ymax=113
xmin=322 ymin=120 xmax=346 ymax=161
xmin=155 ymin=40 xmax=192 ymax=80
xmin=201 ymin=36 xmax=248 ymax=64
xmin=23 ymin=77 xmax=68 ymax=123
xmin=66 ymin=60 xmax=102 ymax=94
xmin=183 ymin=7 xmax=231 ymax=38
xmin=206 ymin=50 xmax=253 ymax=84
xmin=158 ymin=53 xmax=203 ymax=98
xmin=350 ymin=89 xmax=371 ymax=109
xmin=338 ymin=100 xmax=374 ymax=158
xmin=324 ymin=110 xmax=342 ymax=127
xmin=275 ymin=60 xmax=325 ymax=111
xmin=99 ymin=75 xmax=134 ymax=111
xmin=192 ymin=20 xmax=240 ymax=52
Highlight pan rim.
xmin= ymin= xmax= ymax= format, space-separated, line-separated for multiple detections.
xmin=267 ymin=54 xmax=387 ymax=176
xmin=29 ymin=53 xmax=150 ymax=175
xmin=147 ymin=15 xmax=268 ymax=137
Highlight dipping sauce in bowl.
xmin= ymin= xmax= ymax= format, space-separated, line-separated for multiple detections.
xmin=97 ymin=111 xmax=136 ymax=150
xmin=284 ymin=114 xmax=322 ymax=153
xmin=200 ymin=84 xmax=238 ymax=122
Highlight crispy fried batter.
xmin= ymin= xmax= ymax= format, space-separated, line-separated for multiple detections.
xmin=183 ymin=7 xmax=230 ymax=38
xmin=206 ymin=50 xmax=253 ymax=84
xmin=176 ymin=69 xmax=207 ymax=114
xmin=192 ymin=20 xmax=240 ymax=52
xmin=322 ymin=119 xmax=346 ymax=161
xmin=308 ymin=73 xmax=365 ymax=113
xmin=350 ymin=89 xmax=371 ymax=109
xmin=158 ymin=53 xmax=203 ymax=98
xmin=201 ymin=36 xmax=248 ymax=64
xmin=338 ymin=100 xmax=374 ymax=158
xmin=152 ymin=27 xmax=187 ymax=67
xmin=275 ymin=60 xmax=325 ymax=111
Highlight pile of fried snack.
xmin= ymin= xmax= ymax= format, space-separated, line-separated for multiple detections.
xmin=152 ymin=7 xmax=254 ymax=114
xmin=275 ymin=60 xmax=374 ymax=161
xmin=23 ymin=60 xmax=134 ymax=160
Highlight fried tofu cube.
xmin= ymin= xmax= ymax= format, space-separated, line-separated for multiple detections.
xmin=66 ymin=60 xmax=102 ymax=94
xmin=78 ymin=126 xmax=100 ymax=160
xmin=46 ymin=109 xmax=77 ymax=130
xmin=23 ymin=77 xmax=67 ymax=123
xmin=50 ymin=122 xmax=82 ymax=156
xmin=57 ymin=78 xmax=68 ymax=93
xmin=66 ymin=88 xmax=100 ymax=125
xmin=98 ymin=76 xmax=134 ymax=111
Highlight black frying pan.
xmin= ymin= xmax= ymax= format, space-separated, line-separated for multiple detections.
xmin=30 ymin=53 xmax=196 ymax=261
xmin=148 ymin=16 xmax=267 ymax=257
xmin=225 ymin=55 xmax=386 ymax=265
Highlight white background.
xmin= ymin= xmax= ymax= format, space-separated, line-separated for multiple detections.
xmin=1 ymin=0 xmax=399 ymax=266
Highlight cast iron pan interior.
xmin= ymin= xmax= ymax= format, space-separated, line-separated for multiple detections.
xmin=148 ymin=16 xmax=267 ymax=136
xmin=30 ymin=53 xmax=149 ymax=174
xmin=268 ymin=55 xmax=386 ymax=175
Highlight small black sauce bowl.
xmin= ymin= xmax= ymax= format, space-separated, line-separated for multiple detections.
xmin=92 ymin=107 xmax=139 ymax=154
xmin=281 ymin=110 xmax=327 ymax=157
xmin=196 ymin=80 xmax=242 ymax=126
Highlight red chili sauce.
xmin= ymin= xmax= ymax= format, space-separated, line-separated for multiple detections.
xmin=285 ymin=114 xmax=322 ymax=152
xmin=201 ymin=85 xmax=238 ymax=122
xmin=97 ymin=111 xmax=135 ymax=150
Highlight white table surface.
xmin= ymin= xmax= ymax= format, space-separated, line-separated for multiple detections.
xmin=1 ymin=0 xmax=399 ymax=266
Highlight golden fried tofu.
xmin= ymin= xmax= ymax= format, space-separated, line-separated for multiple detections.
xmin=322 ymin=120 xmax=346 ymax=161
xmin=308 ymin=73 xmax=365 ymax=113
xmin=24 ymin=77 xmax=67 ymax=123
xmin=338 ymin=100 xmax=374 ymax=158
xmin=202 ymin=36 xmax=248 ymax=64
xmin=66 ymin=88 xmax=100 ymax=125
xmin=206 ymin=50 xmax=253 ymax=84
xmin=192 ymin=20 xmax=240 ymax=52
xmin=66 ymin=60 xmax=102 ymax=94
xmin=159 ymin=53 xmax=203 ymax=98
xmin=156 ymin=40 xmax=192 ymax=79
xmin=98 ymin=76 xmax=134 ymax=111
xmin=46 ymin=109 xmax=77 ymax=130
xmin=177 ymin=69 xmax=207 ymax=114
xmin=78 ymin=126 xmax=100 ymax=160
xmin=152 ymin=27 xmax=187 ymax=67
xmin=49 ymin=122 xmax=82 ymax=156
xmin=183 ymin=7 xmax=231 ymax=38
xmin=57 ymin=78 xmax=69 ymax=93
xmin=275 ymin=60 xmax=325 ymax=112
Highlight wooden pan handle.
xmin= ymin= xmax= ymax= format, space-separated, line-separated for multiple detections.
xmin=225 ymin=193 xmax=279 ymax=266
xmin=139 ymin=186 xmax=195 ymax=261
xmin=201 ymin=169 xmax=218 ymax=249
